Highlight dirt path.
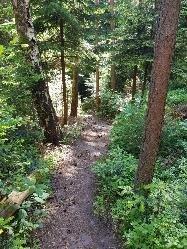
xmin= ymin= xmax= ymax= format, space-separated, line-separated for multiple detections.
xmin=36 ymin=115 xmax=120 ymax=249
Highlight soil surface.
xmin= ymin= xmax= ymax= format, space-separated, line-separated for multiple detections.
xmin=36 ymin=115 xmax=121 ymax=249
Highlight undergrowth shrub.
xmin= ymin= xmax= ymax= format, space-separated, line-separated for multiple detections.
xmin=167 ymin=89 xmax=187 ymax=107
xmin=97 ymin=90 xmax=123 ymax=119
xmin=110 ymin=103 xmax=187 ymax=158
xmin=82 ymin=89 xmax=124 ymax=119
xmin=93 ymin=149 xmax=187 ymax=249
xmin=110 ymin=103 xmax=145 ymax=156
xmin=94 ymin=91 xmax=187 ymax=249
xmin=81 ymin=97 xmax=96 ymax=113
xmin=0 ymin=99 xmax=53 ymax=248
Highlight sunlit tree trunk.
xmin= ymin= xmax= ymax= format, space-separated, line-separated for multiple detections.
xmin=12 ymin=0 xmax=60 ymax=145
xmin=132 ymin=65 xmax=138 ymax=101
xmin=60 ymin=19 xmax=68 ymax=126
xmin=135 ymin=0 xmax=181 ymax=188
xmin=70 ymin=58 xmax=79 ymax=117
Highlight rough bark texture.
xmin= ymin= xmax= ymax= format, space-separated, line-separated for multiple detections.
xmin=132 ymin=65 xmax=138 ymax=101
xmin=135 ymin=0 xmax=181 ymax=187
xmin=12 ymin=0 xmax=60 ymax=145
xmin=70 ymin=60 xmax=79 ymax=117
xmin=60 ymin=20 xmax=68 ymax=126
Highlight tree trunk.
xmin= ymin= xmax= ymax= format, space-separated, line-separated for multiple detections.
xmin=70 ymin=59 xmax=79 ymax=117
xmin=60 ymin=19 xmax=68 ymax=126
xmin=141 ymin=62 xmax=149 ymax=100
xmin=110 ymin=0 xmax=116 ymax=91
xmin=132 ymin=65 xmax=138 ymax=101
xmin=12 ymin=0 xmax=60 ymax=145
xmin=135 ymin=0 xmax=181 ymax=188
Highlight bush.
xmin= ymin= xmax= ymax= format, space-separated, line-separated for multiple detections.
xmin=94 ymin=93 xmax=187 ymax=249
xmin=81 ymin=97 xmax=96 ymax=113
xmin=0 ymin=99 xmax=52 ymax=248
xmin=167 ymin=89 xmax=187 ymax=107
xmin=161 ymin=118 xmax=187 ymax=157
xmin=110 ymin=103 xmax=187 ymax=158
xmin=110 ymin=103 xmax=145 ymax=157
xmin=93 ymin=148 xmax=187 ymax=249
xmin=97 ymin=90 xmax=123 ymax=119
xmin=82 ymin=90 xmax=124 ymax=119
xmin=93 ymin=147 xmax=137 ymax=202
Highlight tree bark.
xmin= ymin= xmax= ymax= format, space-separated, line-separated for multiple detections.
xmin=12 ymin=0 xmax=60 ymax=145
xmin=70 ymin=58 xmax=79 ymax=117
xmin=132 ymin=65 xmax=138 ymax=101
xmin=60 ymin=19 xmax=68 ymax=125
xmin=135 ymin=0 xmax=181 ymax=188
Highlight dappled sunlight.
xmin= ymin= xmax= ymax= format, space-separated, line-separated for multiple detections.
xmin=36 ymin=116 xmax=120 ymax=248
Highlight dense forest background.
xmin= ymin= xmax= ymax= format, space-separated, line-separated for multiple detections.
xmin=0 ymin=0 xmax=187 ymax=248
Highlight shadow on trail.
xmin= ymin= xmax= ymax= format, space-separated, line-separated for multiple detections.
xmin=36 ymin=116 xmax=121 ymax=249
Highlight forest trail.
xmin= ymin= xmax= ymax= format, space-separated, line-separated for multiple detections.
xmin=36 ymin=115 xmax=120 ymax=249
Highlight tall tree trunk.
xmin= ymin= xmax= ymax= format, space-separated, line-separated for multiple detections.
xmin=95 ymin=0 xmax=100 ymax=110
xmin=12 ymin=0 xmax=60 ymax=145
xmin=110 ymin=0 xmax=116 ymax=91
xmin=60 ymin=20 xmax=68 ymax=126
xmin=70 ymin=58 xmax=78 ymax=117
xmin=141 ymin=62 xmax=149 ymax=100
xmin=135 ymin=0 xmax=181 ymax=188
xmin=132 ymin=65 xmax=138 ymax=101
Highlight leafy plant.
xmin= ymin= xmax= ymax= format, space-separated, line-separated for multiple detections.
xmin=110 ymin=102 xmax=187 ymax=158
xmin=97 ymin=90 xmax=124 ymax=119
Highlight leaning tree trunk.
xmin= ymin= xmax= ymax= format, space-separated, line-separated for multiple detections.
xmin=60 ymin=19 xmax=68 ymax=126
xmin=12 ymin=0 xmax=60 ymax=145
xmin=132 ymin=65 xmax=138 ymax=101
xmin=135 ymin=0 xmax=181 ymax=188
xmin=70 ymin=59 xmax=79 ymax=117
